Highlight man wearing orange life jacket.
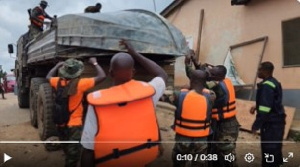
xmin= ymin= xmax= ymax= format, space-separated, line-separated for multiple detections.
xmin=207 ymin=65 xmax=240 ymax=167
xmin=170 ymin=55 xmax=215 ymax=167
xmin=29 ymin=1 xmax=53 ymax=39
xmin=46 ymin=57 xmax=106 ymax=167
xmin=80 ymin=40 xmax=168 ymax=167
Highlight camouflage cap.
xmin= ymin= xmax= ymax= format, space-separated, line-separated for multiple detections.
xmin=58 ymin=59 xmax=84 ymax=79
xmin=40 ymin=0 xmax=49 ymax=6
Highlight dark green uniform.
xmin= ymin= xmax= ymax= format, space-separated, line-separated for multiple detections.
xmin=208 ymin=82 xmax=239 ymax=167
xmin=57 ymin=126 xmax=82 ymax=167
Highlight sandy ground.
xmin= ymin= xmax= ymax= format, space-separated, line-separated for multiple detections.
xmin=0 ymin=93 xmax=299 ymax=167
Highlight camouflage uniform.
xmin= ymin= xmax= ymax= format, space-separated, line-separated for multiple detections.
xmin=172 ymin=134 xmax=208 ymax=167
xmin=29 ymin=25 xmax=42 ymax=40
xmin=207 ymin=82 xmax=239 ymax=167
xmin=57 ymin=126 xmax=82 ymax=167
xmin=29 ymin=4 xmax=52 ymax=40
xmin=171 ymin=89 xmax=215 ymax=167
xmin=185 ymin=65 xmax=239 ymax=167
xmin=209 ymin=117 xmax=239 ymax=167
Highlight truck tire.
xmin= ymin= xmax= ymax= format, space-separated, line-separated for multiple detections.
xmin=18 ymin=88 xmax=29 ymax=108
xmin=30 ymin=78 xmax=47 ymax=127
xmin=37 ymin=83 xmax=57 ymax=141
xmin=17 ymin=77 xmax=29 ymax=108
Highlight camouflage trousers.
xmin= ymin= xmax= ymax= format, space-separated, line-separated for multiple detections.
xmin=29 ymin=25 xmax=42 ymax=40
xmin=172 ymin=134 xmax=208 ymax=167
xmin=57 ymin=126 xmax=83 ymax=167
xmin=208 ymin=116 xmax=239 ymax=167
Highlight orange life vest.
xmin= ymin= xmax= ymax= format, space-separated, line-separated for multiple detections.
xmin=212 ymin=78 xmax=237 ymax=121
xmin=31 ymin=6 xmax=45 ymax=28
xmin=174 ymin=90 xmax=212 ymax=138
xmin=87 ymin=80 xmax=160 ymax=167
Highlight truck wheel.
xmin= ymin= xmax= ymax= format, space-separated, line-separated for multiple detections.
xmin=30 ymin=78 xmax=47 ymax=128
xmin=37 ymin=83 xmax=57 ymax=141
xmin=18 ymin=82 xmax=29 ymax=108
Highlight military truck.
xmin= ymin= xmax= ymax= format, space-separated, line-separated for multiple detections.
xmin=8 ymin=9 xmax=189 ymax=144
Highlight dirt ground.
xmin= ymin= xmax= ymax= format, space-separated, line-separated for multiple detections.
xmin=0 ymin=93 xmax=299 ymax=167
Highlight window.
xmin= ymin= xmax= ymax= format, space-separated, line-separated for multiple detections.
xmin=282 ymin=17 xmax=300 ymax=66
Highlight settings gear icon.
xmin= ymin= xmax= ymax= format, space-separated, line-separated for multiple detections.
xmin=244 ymin=153 xmax=255 ymax=163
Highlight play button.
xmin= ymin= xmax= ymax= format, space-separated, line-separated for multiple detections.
xmin=3 ymin=153 xmax=12 ymax=163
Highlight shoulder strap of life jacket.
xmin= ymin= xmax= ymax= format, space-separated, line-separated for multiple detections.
xmin=202 ymin=93 xmax=212 ymax=115
xmin=219 ymin=80 xmax=229 ymax=104
xmin=175 ymin=91 xmax=188 ymax=120
xmin=36 ymin=6 xmax=45 ymax=16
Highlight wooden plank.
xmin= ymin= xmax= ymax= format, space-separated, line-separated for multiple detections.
xmin=228 ymin=36 xmax=268 ymax=100
xmin=248 ymin=37 xmax=268 ymax=100
xmin=195 ymin=9 xmax=204 ymax=62
xmin=236 ymin=99 xmax=296 ymax=140
xmin=230 ymin=36 xmax=268 ymax=50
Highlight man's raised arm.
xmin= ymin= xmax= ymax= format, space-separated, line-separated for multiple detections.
xmin=120 ymin=40 xmax=168 ymax=83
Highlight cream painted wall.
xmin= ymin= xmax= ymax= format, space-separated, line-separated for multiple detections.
xmin=167 ymin=0 xmax=300 ymax=89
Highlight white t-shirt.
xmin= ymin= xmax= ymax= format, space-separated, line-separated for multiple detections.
xmin=81 ymin=77 xmax=166 ymax=150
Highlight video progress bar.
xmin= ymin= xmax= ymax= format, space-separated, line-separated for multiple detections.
xmin=0 ymin=141 xmax=297 ymax=144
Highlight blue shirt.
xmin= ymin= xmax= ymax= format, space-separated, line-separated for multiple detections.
xmin=252 ymin=77 xmax=286 ymax=131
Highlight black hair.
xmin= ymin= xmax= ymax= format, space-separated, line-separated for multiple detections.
xmin=96 ymin=3 xmax=102 ymax=8
xmin=215 ymin=65 xmax=227 ymax=77
xmin=190 ymin=70 xmax=206 ymax=86
xmin=260 ymin=61 xmax=274 ymax=73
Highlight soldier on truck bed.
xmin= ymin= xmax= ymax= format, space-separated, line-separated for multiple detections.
xmin=84 ymin=3 xmax=102 ymax=13
xmin=29 ymin=0 xmax=53 ymax=39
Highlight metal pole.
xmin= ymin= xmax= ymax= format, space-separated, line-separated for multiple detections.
xmin=153 ymin=0 xmax=157 ymax=12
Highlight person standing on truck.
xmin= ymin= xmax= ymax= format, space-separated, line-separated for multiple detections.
xmin=80 ymin=40 xmax=167 ymax=167
xmin=46 ymin=57 xmax=106 ymax=167
xmin=84 ymin=3 xmax=102 ymax=13
xmin=29 ymin=0 xmax=53 ymax=39
xmin=250 ymin=61 xmax=286 ymax=167
xmin=171 ymin=55 xmax=215 ymax=167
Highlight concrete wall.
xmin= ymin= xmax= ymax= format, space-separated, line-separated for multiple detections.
xmin=166 ymin=0 xmax=300 ymax=118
